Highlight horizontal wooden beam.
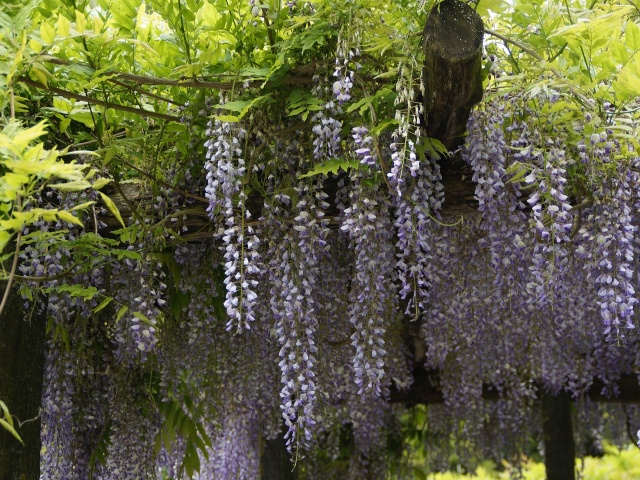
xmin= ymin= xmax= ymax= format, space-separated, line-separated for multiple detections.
xmin=390 ymin=368 xmax=640 ymax=405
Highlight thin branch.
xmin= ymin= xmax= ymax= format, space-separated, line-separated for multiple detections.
xmin=70 ymin=131 xmax=126 ymax=149
xmin=484 ymin=28 xmax=592 ymax=107
xmin=109 ymin=78 xmax=185 ymax=106
xmin=119 ymin=159 xmax=208 ymax=204
xmin=18 ymin=77 xmax=179 ymax=122
xmin=0 ymin=223 xmax=22 ymax=319
xmin=37 ymin=55 xmax=315 ymax=89
xmin=12 ymin=263 xmax=79 ymax=283
xmin=11 ymin=408 xmax=41 ymax=429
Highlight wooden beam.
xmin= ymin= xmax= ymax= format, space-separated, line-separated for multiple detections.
xmin=390 ymin=368 xmax=640 ymax=405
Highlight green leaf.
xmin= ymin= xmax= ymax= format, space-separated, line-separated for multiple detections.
xmin=92 ymin=297 xmax=113 ymax=314
xmin=299 ymin=158 xmax=362 ymax=178
xmin=626 ymin=21 xmax=640 ymax=51
xmin=98 ymin=192 xmax=125 ymax=228
xmin=0 ymin=231 xmax=11 ymax=254
xmin=474 ymin=0 xmax=508 ymax=17
xmin=72 ymin=201 xmax=96 ymax=211
xmin=133 ymin=311 xmax=154 ymax=326
xmin=374 ymin=69 xmax=398 ymax=80
xmin=115 ymin=305 xmax=128 ymax=323
xmin=0 ymin=418 xmax=23 ymax=445
xmin=57 ymin=210 xmax=84 ymax=227
xmin=213 ymin=95 xmax=272 ymax=121
xmin=102 ymin=147 xmax=116 ymax=166
xmin=49 ymin=180 xmax=92 ymax=192
xmin=92 ymin=178 xmax=111 ymax=190
xmin=346 ymin=93 xmax=382 ymax=116
xmin=214 ymin=115 xmax=239 ymax=123
xmin=614 ymin=58 xmax=640 ymax=100
xmin=53 ymin=284 xmax=99 ymax=300
xmin=40 ymin=21 xmax=55 ymax=44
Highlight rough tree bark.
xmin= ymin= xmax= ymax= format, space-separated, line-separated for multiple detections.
xmin=0 ymin=285 xmax=46 ymax=480
xmin=422 ymin=0 xmax=485 ymax=151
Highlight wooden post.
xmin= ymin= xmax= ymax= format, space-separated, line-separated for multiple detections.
xmin=260 ymin=429 xmax=298 ymax=480
xmin=541 ymin=390 xmax=576 ymax=480
xmin=423 ymin=0 xmax=485 ymax=151
xmin=0 ymin=285 xmax=47 ymax=480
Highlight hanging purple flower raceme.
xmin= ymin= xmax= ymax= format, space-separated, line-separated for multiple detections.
xmin=632 ymin=156 xmax=640 ymax=332
xmin=208 ymin=407 xmax=261 ymax=479
xmin=462 ymin=107 xmax=527 ymax=283
xmin=311 ymin=76 xmax=342 ymax=161
xmin=204 ymin=118 xmax=260 ymax=333
xmin=102 ymin=369 xmax=158 ymax=480
xmin=333 ymin=50 xmax=355 ymax=105
xmin=40 ymin=344 xmax=77 ymax=480
xmin=111 ymin=253 xmax=165 ymax=364
xmin=265 ymin=194 xmax=320 ymax=458
xmin=387 ymin=62 xmax=423 ymax=193
xmin=347 ymin=394 xmax=388 ymax=479
xmin=591 ymin=166 xmax=636 ymax=342
xmin=351 ymin=126 xmax=376 ymax=167
xmin=394 ymin=157 xmax=444 ymax=319
xmin=342 ymin=171 xmax=395 ymax=396
xmin=21 ymin=191 xmax=110 ymax=480
xmin=525 ymin=147 xmax=573 ymax=304
xmin=388 ymin=135 xmax=420 ymax=194
xmin=204 ymin=119 xmax=246 ymax=217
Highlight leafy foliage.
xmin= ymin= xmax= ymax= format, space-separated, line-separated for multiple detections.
xmin=3 ymin=0 xmax=640 ymax=478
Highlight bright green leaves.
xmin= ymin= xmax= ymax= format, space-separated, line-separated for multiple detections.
xmin=214 ymin=94 xmax=273 ymax=122
xmin=0 ymin=401 xmax=24 ymax=445
xmin=0 ymin=119 xmax=91 ymax=253
xmin=98 ymin=191 xmax=125 ymax=228
xmin=472 ymin=0 xmax=509 ymax=17
xmin=612 ymin=20 xmax=640 ymax=101
xmin=485 ymin=1 xmax=640 ymax=121
xmin=286 ymin=89 xmax=325 ymax=121
xmin=104 ymin=0 xmax=139 ymax=36
xmin=299 ymin=157 xmax=363 ymax=179
xmin=550 ymin=4 xmax=633 ymax=48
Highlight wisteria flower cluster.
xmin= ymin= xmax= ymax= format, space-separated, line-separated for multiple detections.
xmin=310 ymin=76 xmax=342 ymax=160
xmin=204 ymin=117 xmax=260 ymax=333
xmin=394 ymin=158 xmax=444 ymax=319
xmin=25 ymin=50 xmax=640 ymax=480
xmin=342 ymin=171 xmax=395 ymax=395
xmin=525 ymin=147 xmax=573 ymax=303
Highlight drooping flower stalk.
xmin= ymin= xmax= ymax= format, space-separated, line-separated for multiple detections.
xmin=204 ymin=118 xmax=260 ymax=333
xmin=342 ymin=171 xmax=395 ymax=395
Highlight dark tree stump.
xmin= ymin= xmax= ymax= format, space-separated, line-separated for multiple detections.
xmin=423 ymin=0 xmax=484 ymax=151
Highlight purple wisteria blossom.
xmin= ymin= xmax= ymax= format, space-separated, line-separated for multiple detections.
xmin=342 ymin=171 xmax=395 ymax=395
xmin=311 ymin=76 xmax=342 ymax=160
xmin=394 ymin=157 xmax=444 ymax=319
xmin=204 ymin=118 xmax=260 ymax=333
xmin=111 ymin=254 xmax=165 ymax=363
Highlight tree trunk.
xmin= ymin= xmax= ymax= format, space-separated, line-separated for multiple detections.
xmin=422 ymin=0 xmax=485 ymax=151
xmin=260 ymin=430 xmax=298 ymax=480
xmin=541 ymin=390 xmax=575 ymax=480
xmin=0 ymin=285 xmax=47 ymax=480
